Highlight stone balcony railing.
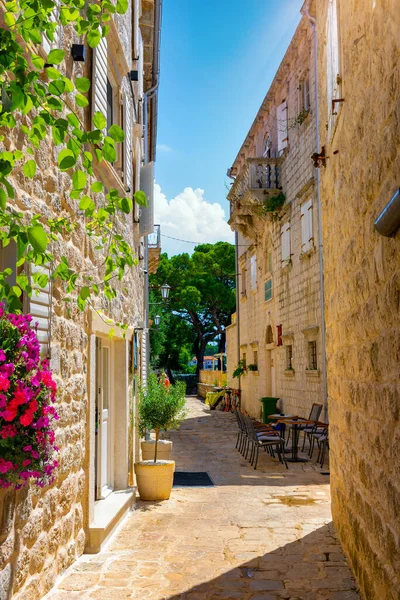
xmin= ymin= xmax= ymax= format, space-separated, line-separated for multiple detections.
xmin=227 ymin=158 xmax=283 ymax=237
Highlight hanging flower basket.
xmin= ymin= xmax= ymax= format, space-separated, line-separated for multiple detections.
xmin=0 ymin=305 xmax=59 ymax=490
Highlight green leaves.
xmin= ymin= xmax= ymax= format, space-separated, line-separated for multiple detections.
xmin=32 ymin=55 xmax=45 ymax=70
xmin=108 ymin=124 xmax=125 ymax=142
xmin=91 ymin=181 xmax=103 ymax=193
xmin=72 ymin=170 xmax=87 ymax=191
xmin=103 ymin=142 xmax=116 ymax=163
xmin=75 ymin=94 xmax=89 ymax=108
xmin=27 ymin=225 xmax=48 ymax=253
xmin=134 ymin=190 xmax=147 ymax=207
xmin=58 ymin=149 xmax=76 ymax=171
xmin=23 ymin=160 xmax=36 ymax=179
xmin=119 ymin=197 xmax=132 ymax=214
xmin=47 ymin=49 xmax=65 ymax=65
xmin=87 ymin=28 xmax=101 ymax=48
xmin=75 ymin=77 xmax=90 ymax=93
xmin=79 ymin=196 xmax=94 ymax=211
xmin=0 ymin=189 xmax=7 ymax=210
xmin=116 ymin=0 xmax=128 ymax=14
xmin=48 ymin=80 xmax=66 ymax=96
xmin=93 ymin=111 xmax=106 ymax=130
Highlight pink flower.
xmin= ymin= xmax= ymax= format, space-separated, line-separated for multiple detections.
xmin=0 ymin=425 xmax=17 ymax=439
xmin=0 ymin=394 xmax=6 ymax=409
xmin=31 ymin=450 xmax=39 ymax=459
xmin=0 ymin=460 xmax=14 ymax=474
xmin=0 ymin=374 xmax=10 ymax=392
xmin=22 ymin=459 xmax=31 ymax=467
xmin=23 ymin=445 xmax=32 ymax=452
xmin=0 ymin=349 xmax=6 ymax=362
xmin=20 ymin=410 xmax=34 ymax=427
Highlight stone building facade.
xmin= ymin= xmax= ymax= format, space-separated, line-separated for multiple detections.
xmin=226 ymin=16 xmax=326 ymax=421
xmin=314 ymin=0 xmax=400 ymax=598
xmin=0 ymin=1 xmax=161 ymax=598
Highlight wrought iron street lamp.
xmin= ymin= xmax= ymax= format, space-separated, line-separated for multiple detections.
xmin=160 ymin=283 xmax=171 ymax=302
xmin=154 ymin=314 xmax=161 ymax=327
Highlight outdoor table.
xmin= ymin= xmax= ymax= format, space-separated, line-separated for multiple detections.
xmin=267 ymin=414 xmax=294 ymax=420
xmin=276 ymin=418 xmax=314 ymax=462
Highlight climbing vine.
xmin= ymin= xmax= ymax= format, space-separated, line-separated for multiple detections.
xmin=0 ymin=0 xmax=147 ymax=315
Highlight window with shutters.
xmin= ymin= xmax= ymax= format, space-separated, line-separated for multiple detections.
xmin=42 ymin=2 xmax=61 ymax=55
xmin=299 ymin=75 xmax=311 ymax=113
xmin=262 ymin=134 xmax=272 ymax=158
xmin=300 ymin=198 xmax=313 ymax=253
xmin=277 ymin=99 xmax=288 ymax=154
xmin=308 ymin=340 xmax=318 ymax=370
xmin=0 ymin=244 xmax=51 ymax=357
xmin=92 ymin=38 xmax=133 ymax=189
xmin=253 ymin=350 xmax=258 ymax=369
xmin=241 ymin=266 xmax=247 ymax=297
xmin=250 ymin=255 xmax=257 ymax=290
xmin=281 ymin=222 xmax=291 ymax=264
xmin=286 ymin=345 xmax=293 ymax=370
xmin=264 ymin=278 xmax=273 ymax=302
xmin=326 ymin=0 xmax=342 ymax=136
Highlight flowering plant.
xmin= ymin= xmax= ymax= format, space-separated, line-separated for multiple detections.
xmin=0 ymin=305 xmax=59 ymax=489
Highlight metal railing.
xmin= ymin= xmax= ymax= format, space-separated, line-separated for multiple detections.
xmin=148 ymin=224 xmax=161 ymax=248
xmin=228 ymin=158 xmax=282 ymax=215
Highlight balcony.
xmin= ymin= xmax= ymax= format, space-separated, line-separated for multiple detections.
xmin=228 ymin=158 xmax=283 ymax=238
xmin=148 ymin=224 xmax=161 ymax=274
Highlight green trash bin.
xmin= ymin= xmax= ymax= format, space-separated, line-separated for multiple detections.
xmin=260 ymin=397 xmax=280 ymax=423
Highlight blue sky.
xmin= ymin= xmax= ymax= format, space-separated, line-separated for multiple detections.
xmin=154 ymin=0 xmax=304 ymax=256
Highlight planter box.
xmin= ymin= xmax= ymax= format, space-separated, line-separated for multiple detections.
xmin=134 ymin=460 xmax=175 ymax=501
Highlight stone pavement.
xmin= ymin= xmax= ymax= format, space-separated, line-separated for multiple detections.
xmin=46 ymin=397 xmax=360 ymax=600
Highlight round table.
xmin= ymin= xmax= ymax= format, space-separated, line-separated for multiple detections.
xmin=276 ymin=418 xmax=314 ymax=462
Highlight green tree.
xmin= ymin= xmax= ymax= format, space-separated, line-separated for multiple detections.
xmin=150 ymin=242 xmax=236 ymax=376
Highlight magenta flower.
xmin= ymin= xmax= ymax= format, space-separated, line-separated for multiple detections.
xmin=0 ymin=349 xmax=6 ymax=362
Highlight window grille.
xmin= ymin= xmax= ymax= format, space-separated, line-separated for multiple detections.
xmin=308 ymin=341 xmax=317 ymax=370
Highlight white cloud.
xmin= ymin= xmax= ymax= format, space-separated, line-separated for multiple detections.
xmin=154 ymin=183 xmax=234 ymax=256
xmin=156 ymin=144 xmax=173 ymax=153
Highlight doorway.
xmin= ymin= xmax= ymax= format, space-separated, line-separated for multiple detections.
xmin=265 ymin=349 xmax=276 ymax=396
xmin=95 ymin=337 xmax=113 ymax=500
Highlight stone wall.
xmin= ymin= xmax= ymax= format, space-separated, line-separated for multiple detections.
xmin=0 ymin=3 xmax=148 ymax=598
xmin=227 ymin=17 xmax=325 ymax=420
xmin=316 ymin=1 xmax=400 ymax=598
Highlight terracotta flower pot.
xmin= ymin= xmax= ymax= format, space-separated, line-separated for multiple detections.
xmin=134 ymin=460 xmax=175 ymax=501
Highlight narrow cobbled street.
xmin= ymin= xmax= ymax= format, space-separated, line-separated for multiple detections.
xmin=48 ymin=397 xmax=359 ymax=600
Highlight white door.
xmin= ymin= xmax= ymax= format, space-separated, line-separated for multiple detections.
xmin=96 ymin=338 xmax=113 ymax=500
xmin=265 ymin=349 xmax=277 ymax=397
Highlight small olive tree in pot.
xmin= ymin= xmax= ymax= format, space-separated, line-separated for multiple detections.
xmin=134 ymin=373 xmax=186 ymax=500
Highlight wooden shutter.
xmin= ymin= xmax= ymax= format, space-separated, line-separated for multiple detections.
xmin=139 ymin=162 xmax=154 ymax=237
xmin=27 ymin=264 xmax=52 ymax=358
xmin=277 ymin=100 xmax=288 ymax=154
xmin=326 ymin=0 xmax=341 ymax=134
xmin=123 ymin=90 xmax=133 ymax=193
xmin=250 ymin=255 xmax=257 ymax=289
xmin=301 ymin=199 xmax=313 ymax=252
xmin=92 ymin=36 xmax=108 ymax=132
xmin=281 ymin=222 xmax=291 ymax=262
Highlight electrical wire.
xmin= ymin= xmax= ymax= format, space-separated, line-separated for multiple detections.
xmin=161 ymin=234 xmax=255 ymax=247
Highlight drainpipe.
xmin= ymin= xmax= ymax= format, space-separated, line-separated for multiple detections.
xmin=234 ymin=231 xmax=241 ymax=408
xmin=142 ymin=0 xmax=162 ymax=389
xmin=302 ymin=0 xmax=329 ymax=421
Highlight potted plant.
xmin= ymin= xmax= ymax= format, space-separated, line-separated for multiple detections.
xmin=232 ymin=359 xmax=247 ymax=379
xmin=134 ymin=373 xmax=186 ymax=501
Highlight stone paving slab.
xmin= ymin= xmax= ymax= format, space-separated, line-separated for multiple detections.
xmin=46 ymin=397 xmax=360 ymax=600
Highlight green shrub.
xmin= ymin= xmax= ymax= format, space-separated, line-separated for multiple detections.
xmin=137 ymin=374 xmax=187 ymax=462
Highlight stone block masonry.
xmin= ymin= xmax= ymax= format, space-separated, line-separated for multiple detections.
xmin=316 ymin=0 xmax=400 ymax=598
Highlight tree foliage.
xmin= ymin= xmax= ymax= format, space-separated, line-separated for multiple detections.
xmin=150 ymin=242 xmax=236 ymax=375
xmin=0 ymin=0 xmax=147 ymax=317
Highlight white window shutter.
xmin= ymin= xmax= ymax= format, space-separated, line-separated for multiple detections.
xmin=42 ymin=1 xmax=61 ymax=55
xmin=307 ymin=200 xmax=313 ymax=247
xmin=277 ymin=100 xmax=288 ymax=154
xmin=250 ymin=255 xmax=257 ymax=289
xmin=27 ymin=264 xmax=52 ymax=358
xmin=281 ymin=222 xmax=291 ymax=262
xmin=301 ymin=203 xmax=308 ymax=251
xmin=123 ymin=91 xmax=133 ymax=194
xmin=139 ymin=162 xmax=154 ymax=237
xmin=92 ymin=36 xmax=108 ymax=132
